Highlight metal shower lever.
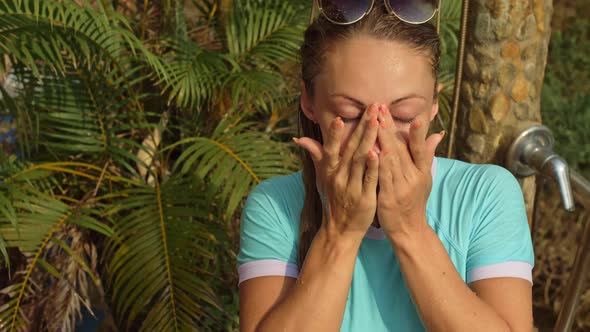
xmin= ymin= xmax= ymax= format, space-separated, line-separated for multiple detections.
xmin=506 ymin=125 xmax=575 ymax=212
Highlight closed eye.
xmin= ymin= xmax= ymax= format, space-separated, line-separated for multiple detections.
xmin=394 ymin=117 xmax=416 ymax=125
xmin=342 ymin=116 xmax=416 ymax=125
xmin=341 ymin=116 xmax=362 ymax=123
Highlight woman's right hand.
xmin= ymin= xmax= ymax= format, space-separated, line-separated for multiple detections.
xmin=293 ymin=104 xmax=380 ymax=241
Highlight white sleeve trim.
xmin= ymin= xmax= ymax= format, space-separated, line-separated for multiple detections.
xmin=467 ymin=261 xmax=533 ymax=285
xmin=238 ymin=259 xmax=299 ymax=286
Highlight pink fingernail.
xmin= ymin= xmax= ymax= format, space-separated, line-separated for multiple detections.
xmin=292 ymin=137 xmax=300 ymax=144
xmin=370 ymin=117 xmax=378 ymax=128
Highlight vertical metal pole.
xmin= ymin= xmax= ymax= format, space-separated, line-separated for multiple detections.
xmin=555 ymin=171 xmax=590 ymax=332
xmin=554 ymin=215 xmax=590 ymax=332
xmin=446 ymin=0 xmax=469 ymax=158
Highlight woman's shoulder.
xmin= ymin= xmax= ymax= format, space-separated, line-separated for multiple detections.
xmin=244 ymin=170 xmax=305 ymax=225
xmin=431 ymin=157 xmax=523 ymax=217
xmin=238 ymin=171 xmax=304 ymax=268
xmin=429 ymin=158 xmax=531 ymax=266
xmin=434 ymin=157 xmax=518 ymax=188
xmin=250 ymin=170 xmax=304 ymax=200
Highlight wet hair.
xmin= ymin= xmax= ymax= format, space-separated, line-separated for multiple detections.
xmin=297 ymin=3 xmax=441 ymax=267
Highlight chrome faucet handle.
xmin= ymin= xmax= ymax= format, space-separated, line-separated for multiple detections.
xmin=506 ymin=125 xmax=575 ymax=212
xmin=549 ymin=155 xmax=575 ymax=212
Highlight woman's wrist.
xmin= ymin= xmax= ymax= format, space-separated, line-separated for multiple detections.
xmin=385 ymin=214 xmax=430 ymax=251
xmin=317 ymin=222 xmax=364 ymax=255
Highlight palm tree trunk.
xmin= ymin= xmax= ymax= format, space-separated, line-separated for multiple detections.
xmin=454 ymin=0 xmax=553 ymax=223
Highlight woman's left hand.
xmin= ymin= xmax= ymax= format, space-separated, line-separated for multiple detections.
xmin=376 ymin=105 xmax=445 ymax=241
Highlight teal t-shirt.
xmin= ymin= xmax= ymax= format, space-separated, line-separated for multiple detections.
xmin=237 ymin=157 xmax=534 ymax=331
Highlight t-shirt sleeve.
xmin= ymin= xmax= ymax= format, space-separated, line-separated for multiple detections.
xmin=466 ymin=166 xmax=535 ymax=284
xmin=237 ymin=181 xmax=299 ymax=286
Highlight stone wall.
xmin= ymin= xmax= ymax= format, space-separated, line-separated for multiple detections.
xmin=454 ymin=0 xmax=553 ymax=226
xmin=456 ymin=0 xmax=552 ymax=164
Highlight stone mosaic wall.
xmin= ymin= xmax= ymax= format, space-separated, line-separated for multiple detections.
xmin=456 ymin=0 xmax=553 ymax=164
xmin=454 ymin=0 xmax=554 ymax=229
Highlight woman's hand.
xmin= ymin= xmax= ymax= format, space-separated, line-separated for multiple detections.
xmin=293 ymin=104 xmax=381 ymax=241
xmin=376 ymin=105 xmax=445 ymax=241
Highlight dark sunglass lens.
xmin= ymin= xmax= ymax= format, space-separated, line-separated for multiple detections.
xmin=320 ymin=0 xmax=371 ymax=24
xmin=388 ymin=0 xmax=437 ymax=23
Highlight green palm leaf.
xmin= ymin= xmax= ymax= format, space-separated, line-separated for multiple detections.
xmin=0 ymin=160 xmax=118 ymax=331
xmin=226 ymin=0 xmax=305 ymax=69
xmin=0 ymin=188 xmax=74 ymax=331
xmin=172 ymin=115 xmax=298 ymax=218
xmin=161 ymin=39 xmax=229 ymax=109
xmin=9 ymin=63 xmax=157 ymax=178
xmin=0 ymin=0 xmax=169 ymax=178
xmin=436 ymin=0 xmax=462 ymax=127
xmin=105 ymin=175 xmax=220 ymax=331
xmin=223 ymin=69 xmax=286 ymax=113
xmin=0 ymin=0 xmax=167 ymax=83
xmin=438 ymin=0 xmax=461 ymax=80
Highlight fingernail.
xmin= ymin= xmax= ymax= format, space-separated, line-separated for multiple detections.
xmin=440 ymin=130 xmax=446 ymax=139
xmin=336 ymin=117 xmax=344 ymax=128
xmin=368 ymin=150 xmax=377 ymax=161
xmin=368 ymin=105 xmax=377 ymax=116
xmin=292 ymin=137 xmax=300 ymax=144
xmin=370 ymin=117 xmax=378 ymax=128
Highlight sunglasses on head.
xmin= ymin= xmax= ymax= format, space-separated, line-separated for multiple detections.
xmin=310 ymin=0 xmax=440 ymax=26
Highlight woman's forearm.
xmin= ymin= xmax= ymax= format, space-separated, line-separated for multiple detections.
xmin=390 ymin=225 xmax=513 ymax=332
xmin=257 ymin=225 xmax=361 ymax=332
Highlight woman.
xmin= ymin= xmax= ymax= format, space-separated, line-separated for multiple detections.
xmin=238 ymin=2 xmax=534 ymax=331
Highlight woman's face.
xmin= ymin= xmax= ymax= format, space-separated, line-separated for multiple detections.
xmin=301 ymin=35 xmax=438 ymax=154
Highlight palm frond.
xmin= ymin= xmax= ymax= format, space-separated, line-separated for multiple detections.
xmin=438 ymin=0 xmax=461 ymax=77
xmin=0 ymin=187 xmax=72 ymax=331
xmin=0 ymin=0 xmax=168 ymax=83
xmin=41 ymin=226 xmax=101 ymax=332
xmin=160 ymin=39 xmax=229 ymax=109
xmin=436 ymin=0 xmax=462 ymax=130
xmin=223 ymin=69 xmax=287 ymax=114
xmin=0 ymin=158 xmax=116 ymax=331
xmin=172 ymin=115 xmax=299 ymax=218
xmin=440 ymin=0 xmax=462 ymax=23
xmin=105 ymin=175 xmax=220 ymax=331
xmin=9 ymin=63 xmax=158 ymax=179
xmin=226 ymin=0 xmax=305 ymax=69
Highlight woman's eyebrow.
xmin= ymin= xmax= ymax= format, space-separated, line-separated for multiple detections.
xmin=331 ymin=93 xmax=427 ymax=109
xmin=330 ymin=94 xmax=366 ymax=109
xmin=391 ymin=93 xmax=427 ymax=105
